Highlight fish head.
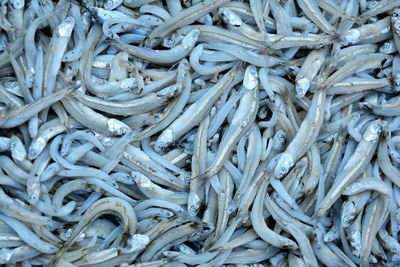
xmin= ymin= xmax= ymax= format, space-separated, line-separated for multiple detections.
xmin=274 ymin=129 xmax=286 ymax=145
xmin=121 ymin=234 xmax=149 ymax=254
xmin=155 ymin=129 xmax=174 ymax=152
xmin=182 ymin=29 xmax=200 ymax=50
xmin=9 ymin=0 xmax=24 ymax=9
xmin=363 ymin=119 xmax=382 ymax=141
xmin=188 ymin=192 xmax=201 ymax=217
xmin=274 ymin=152 xmax=293 ymax=178
xmin=341 ymin=29 xmax=360 ymax=46
xmin=107 ymin=119 xmax=130 ymax=136
xmin=243 ymin=65 xmax=259 ymax=90
xmin=131 ymin=171 xmax=151 ymax=187
xmin=218 ymin=7 xmax=242 ymax=27
xmin=28 ymin=138 xmax=46 ymax=160
xmin=57 ymin=17 xmax=75 ymax=37
xmin=295 ymin=77 xmax=310 ymax=98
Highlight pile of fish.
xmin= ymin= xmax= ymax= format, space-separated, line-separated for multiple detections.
xmin=1 ymin=0 xmax=400 ymax=266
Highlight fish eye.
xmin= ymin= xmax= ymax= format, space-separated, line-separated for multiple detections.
xmin=155 ymin=142 xmax=164 ymax=150
xmin=64 ymin=17 xmax=74 ymax=25
xmin=296 ymin=88 xmax=304 ymax=95
xmin=183 ymin=175 xmax=191 ymax=182
xmin=221 ymin=10 xmax=229 ymax=17
xmin=277 ymin=132 xmax=285 ymax=140
xmin=189 ymin=204 xmax=198 ymax=213
xmin=8 ymin=81 xmax=17 ymax=88
xmin=167 ymin=37 xmax=174 ymax=45
xmin=104 ymin=0 xmax=113 ymax=8
xmin=64 ymin=230 xmax=72 ymax=238
xmin=249 ymin=66 xmax=257 ymax=74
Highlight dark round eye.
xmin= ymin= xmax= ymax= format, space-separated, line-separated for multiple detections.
xmin=64 ymin=231 xmax=71 ymax=238
xmin=156 ymin=142 xmax=164 ymax=150
xmin=167 ymin=38 xmax=174 ymax=45
xmin=189 ymin=205 xmax=197 ymax=214
xmin=393 ymin=12 xmax=399 ymax=18
xmin=30 ymin=194 xmax=37 ymax=201
xmin=279 ymin=167 xmax=287 ymax=175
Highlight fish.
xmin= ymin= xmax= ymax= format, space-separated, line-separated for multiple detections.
xmin=0 ymin=0 xmax=399 ymax=266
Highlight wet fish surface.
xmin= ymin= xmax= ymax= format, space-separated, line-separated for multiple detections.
xmin=0 ymin=0 xmax=400 ymax=266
